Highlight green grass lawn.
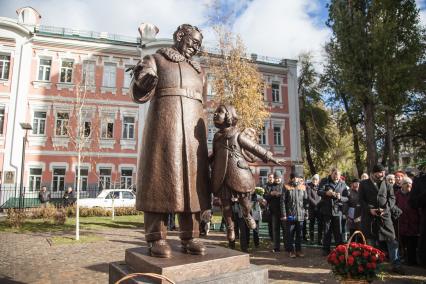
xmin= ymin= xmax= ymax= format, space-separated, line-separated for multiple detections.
xmin=0 ymin=215 xmax=144 ymax=233
xmin=48 ymin=234 xmax=105 ymax=245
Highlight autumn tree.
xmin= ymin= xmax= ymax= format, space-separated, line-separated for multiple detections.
xmin=207 ymin=26 xmax=269 ymax=132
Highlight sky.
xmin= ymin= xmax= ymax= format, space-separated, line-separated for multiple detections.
xmin=0 ymin=0 xmax=425 ymax=66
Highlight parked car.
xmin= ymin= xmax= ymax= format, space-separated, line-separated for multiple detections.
xmin=78 ymin=189 xmax=136 ymax=208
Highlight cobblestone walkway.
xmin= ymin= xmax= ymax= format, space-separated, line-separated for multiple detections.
xmin=1 ymin=228 xmax=425 ymax=283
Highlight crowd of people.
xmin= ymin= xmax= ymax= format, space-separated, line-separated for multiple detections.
xmin=202 ymin=164 xmax=426 ymax=274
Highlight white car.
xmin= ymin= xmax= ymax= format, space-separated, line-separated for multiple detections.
xmin=78 ymin=189 xmax=136 ymax=208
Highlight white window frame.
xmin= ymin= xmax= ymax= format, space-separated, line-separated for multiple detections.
xmin=37 ymin=57 xmax=52 ymax=81
xmin=123 ymin=65 xmax=132 ymax=88
xmin=122 ymin=116 xmax=135 ymax=139
xmin=101 ymin=119 xmax=114 ymax=139
xmin=102 ymin=63 xmax=116 ymax=88
xmin=32 ymin=111 xmax=47 ymax=136
xmin=55 ymin=112 xmax=69 ymax=137
xmin=271 ymin=82 xmax=281 ymax=103
xmin=259 ymin=168 xmax=269 ymax=186
xmin=0 ymin=108 xmax=4 ymax=135
xmin=52 ymin=167 xmax=66 ymax=192
xmin=273 ymin=124 xmax=282 ymax=146
xmin=0 ymin=54 xmax=11 ymax=80
xmin=258 ymin=124 xmax=267 ymax=145
xmin=82 ymin=60 xmax=96 ymax=86
xmin=99 ymin=168 xmax=112 ymax=189
xmin=75 ymin=167 xmax=89 ymax=191
xmin=59 ymin=59 xmax=74 ymax=83
xmin=120 ymin=168 xmax=133 ymax=189
xmin=28 ymin=167 xmax=42 ymax=192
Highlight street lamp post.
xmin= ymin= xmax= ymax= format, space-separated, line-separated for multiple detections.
xmin=19 ymin=122 xmax=32 ymax=210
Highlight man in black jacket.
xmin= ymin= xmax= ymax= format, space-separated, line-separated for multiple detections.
xmin=409 ymin=167 xmax=426 ymax=267
xmin=264 ymin=171 xmax=284 ymax=252
xmin=359 ymin=164 xmax=404 ymax=274
xmin=307 ymin=174 xmax=322 ymax=245
xmin=318 ymin=168 xmax=348 ymax=255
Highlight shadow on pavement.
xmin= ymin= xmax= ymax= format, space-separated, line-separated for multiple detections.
xmin=0 ymin=276 xmax=26 ymax=284
xmin=84 ymin=262 xmax=109 ymax=274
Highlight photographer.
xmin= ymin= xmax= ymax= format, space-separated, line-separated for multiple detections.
xmin=318 ymin=168 xmax=348 ymax=255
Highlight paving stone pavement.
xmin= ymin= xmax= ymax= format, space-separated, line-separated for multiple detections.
xmin=1 ymin=228 xmax=426 ymax=284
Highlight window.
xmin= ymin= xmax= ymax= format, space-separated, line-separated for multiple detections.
xmin=207 ymin=74 xmax=215 ymax=97
xmin=101 ymin=120 xmax=114 ymax=139
xmin=0 ymin=108 xmax=4 ymax=135
xmin=55 ymin=112 xmax=69 ymax=136
xmin=258 ymin=126 xmax=266 ymax=145
xmin=60 ymin=59 xmax=73 ymax=83
xmin=207 ymin=126 xmax=215 ymax=143
xmin=28 ymin=168 xmax=42 ymax=192
xmin=52 ymin=168 xmax=65 ymax=192
xmin=102 ymin=63 xmax=116 ymax=87
xmin=99 ymin=168 xmax=112 ymax=189
xmin=120 ymin=169 xmax=133 ymax=189
xmin=122 ymin=116 xmax=135 ymax=139
xmin=38 ymin=58 xmax=51 ymax=81
xmin=272 ymin=83 xmax=280 ymax=102
xmin=123 ymin=65 xmax=132 ymax=88
xmin=273 ymin=125 xmax=282 ymax=145
xmin=122 ymin=191 xmax=134 ymax=199
xmin=259 ymin=169 xmax=268 ymax=186
xmin=32 ymin=111 xmax=46 ymax=135
xmin=75 ymin=168 xmax=88 ymax=191
xmin=106 ymin=191 xmax=120 ymax=199
xmin=0 ymin=55 xmax=10 ymax=80
xmin=84 ymin=121 xmax=91 ymax=138
xmin=82 ymin=61 xmax=95 ymax=86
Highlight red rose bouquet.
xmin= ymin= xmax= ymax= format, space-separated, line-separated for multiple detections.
xmin=327 ymin=231 xmax=386 ymax=283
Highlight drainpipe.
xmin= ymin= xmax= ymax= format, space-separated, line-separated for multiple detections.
xmin=9 ymin=35 xmax=34 ymax=183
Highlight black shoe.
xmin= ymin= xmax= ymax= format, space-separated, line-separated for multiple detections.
xmin=322 ymin=250 xmax=330 ymax=256
xmin=391 ymin=265 xmax=406 ymax=275
xmin=229 ymin=240 xmax=236 ymax=249
xmin=272 ymin=249 xmax=281 ymax=253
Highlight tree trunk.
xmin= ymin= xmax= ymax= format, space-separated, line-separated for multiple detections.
xmin=364 ymin=101 xmax=377 ymax=172
xmin=340 ymin=91 xmax=364 ymax=177
xmin=299 ymin=96 xmax=316 ymax=175
xmin=385 ymin=111 xmax=395 ymax=172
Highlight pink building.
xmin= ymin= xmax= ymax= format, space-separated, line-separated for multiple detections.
xmin=0 ymin=7 xmax=302 ymax=198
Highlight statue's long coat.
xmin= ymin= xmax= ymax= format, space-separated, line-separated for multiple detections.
xmin=130 ymin=47 xmax=211 ymax=213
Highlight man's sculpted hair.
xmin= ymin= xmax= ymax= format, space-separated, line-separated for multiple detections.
xmin=173 ymin=24 xmax=203 ymax=43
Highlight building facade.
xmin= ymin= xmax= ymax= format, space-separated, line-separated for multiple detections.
xmin=0 ymin=7 xmax=301 ymax=197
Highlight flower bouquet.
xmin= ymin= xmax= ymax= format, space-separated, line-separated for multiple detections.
xmin=327 ymin=231 xmax=386 ymax=283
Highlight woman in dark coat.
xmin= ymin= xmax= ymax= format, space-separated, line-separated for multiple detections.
xmin=396 ymin=177 xmax=420 ymax=265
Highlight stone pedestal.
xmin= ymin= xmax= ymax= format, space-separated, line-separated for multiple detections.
xmin=109 ymin=242 xmax=268 ymax=284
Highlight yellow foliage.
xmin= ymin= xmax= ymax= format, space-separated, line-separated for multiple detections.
xmin=207 ymin=26 xmax=269 ymax=133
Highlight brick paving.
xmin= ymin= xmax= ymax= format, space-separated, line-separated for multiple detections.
xmin=1 ymin=227 xmax=426 ymax=284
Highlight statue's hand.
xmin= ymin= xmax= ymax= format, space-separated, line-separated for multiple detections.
xmin=137 ymin=69 xmax=158 ymax=92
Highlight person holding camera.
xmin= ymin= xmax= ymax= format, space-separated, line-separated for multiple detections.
xmin=281 ymin=173 xmax=308 ymax=258
xmin=359 ymin=164 xmax=405 ymax=274
xmin=318 ymin=168 xmax=348 ymax=255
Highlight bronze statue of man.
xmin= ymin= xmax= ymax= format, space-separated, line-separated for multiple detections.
xmin=130 ymin=24 xmax=210 ymax=258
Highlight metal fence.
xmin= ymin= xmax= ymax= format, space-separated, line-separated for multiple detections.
xmin=0 ymin=185 xmax=109 ymax=210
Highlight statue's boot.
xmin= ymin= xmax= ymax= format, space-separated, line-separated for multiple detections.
xmin=149 ymin=239 xmax=172 ymax=258
xmin=181 ymin=238 xmax=206 ymax=255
